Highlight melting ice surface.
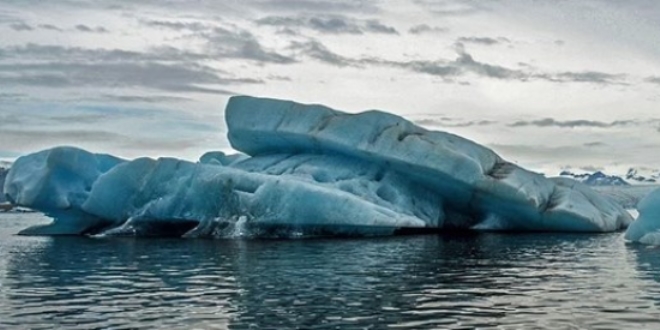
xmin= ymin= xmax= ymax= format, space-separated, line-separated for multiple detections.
xmin=3 ymin=96 xmax=633 ymax=237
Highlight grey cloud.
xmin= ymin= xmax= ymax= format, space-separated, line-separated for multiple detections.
xmin=351 ymin=41 xmax=625 ymax=85
xmin=38 ymin=24 xmax=63 ymax=31
xmin=508 ymin=118 xmax=635 ymax=128
xmin=395 ymin=60 xmax=460 ymax=78
xmin=0 ymin=128 xmax=204 ymax=153
xmin=550 ymin=71 xmax=627 ymax=85
xmin=140 ymin=19 xmax=210 ymax=31
xmin=95 ymin=94 xmax=193 ymax=103
xmin=0 ymin=113 xmax=23 ymax=127
xmin=292 ymin=40 xmax=625 ymax=85
xmin=256 ymin=16 xmax=302 ymax=26
xmin=0 ymin=41 xmax=272 ymax=98
xmin=199 ymin=27 xmax=296 ymax=64
xmin=584 ymin=141 xmax=607 ymax=147
xmin=257 ymin=15 xmax=397 ymax=34
xmin=275 ymin=27 xmax=299 ymax=35
xmin=645 ymin=76 xmax=660 ymax=84
xmin=251 ymin=0 xmax=380 ymax=13
xmin=488 ymin=143 xmax=612 ymax=162
xmin=168 ymin=85 xmax=237 ymax=95
xmin=308 ymin=16 xmax=362 ymax=34
xmin=139 ymin=16 xmax=302 ymax=39
xmin=486 ymin=142 xmax=660 ymax=170
xmin=445 ymin=120 xmax=497 ymax=127
xmin=0 ymin=12 xmax=19 ymax=23
xmin=0 ymin=62 xmax=253 ymax=94
xmin=385 ymin=48 xmax=523 ymax=80
xmin=0 ymin=43 xmax=267 ymax=76
xmin=399 ymin=47 xmax=626 ymax=84
xmin=46 ymin=114 xmax=111 ymax=124
xmin=414 ymin=118 xmax=496 ymax=127
xmin=7 ymin=23 xmax=65 ymax=32
xmin=456 ymin=36 xmax=509 ymax=45
xmin=0 ymin=129 xmax=125 ymax=143
xmin=289 ymin=40 xmax=355 ymax=67
xmin=74 ymin=24 xmax=109 ymax=33
xmin=9 ymin=22 xmax=33 ymax=31
xmin=413 ymin=0 xmax=485 ymax=16
xmin=579 ymin=165 xmax=604 ymax=172
xmin=408 ymin=24 xmax=448 ymax=34
xmin=3 ymin=43 xmax=209 ymax=63
xmin=413 ymin=118 xmax=449 ymax=126
xmin=267 ymin=74 xmax=292 ymax=81
xmin=0 ymin=92 xmax=25 ymax=100
xmin=364 ymin=20 xmax=398 ymax=34
xmin=453 ymin=51 xmax=525 ymax=79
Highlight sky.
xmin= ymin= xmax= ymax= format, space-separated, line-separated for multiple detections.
xmin=1 ymin=0 xmax=660 ymax=174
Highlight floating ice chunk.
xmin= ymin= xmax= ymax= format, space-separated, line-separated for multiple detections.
xmin=550 ymin=178 xmax=632 ymax=231
xmin=3 ymin=146 xmax=124 ymax=235
xmin=625 ymin=188 xmax=660 ymax=245
xmin=4 ymin=96 xmax=634 ymax=237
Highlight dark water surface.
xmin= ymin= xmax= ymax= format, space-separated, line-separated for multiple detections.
xmin=2 ymin=213 xmax=660 ymax=329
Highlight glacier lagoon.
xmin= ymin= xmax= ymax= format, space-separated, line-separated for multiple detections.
xmin=2 ymin=212 xmax=660 ymax=329
xmin=3 ymin=96 xmax=634 ymax=238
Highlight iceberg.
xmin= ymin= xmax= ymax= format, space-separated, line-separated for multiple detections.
xmin=3 ymin=147 xmax=124 ymax=235
xmin=625 ymin=188 xmax=660 ymax=245
xmin=3 ymin=96 xmax=633 ymax=237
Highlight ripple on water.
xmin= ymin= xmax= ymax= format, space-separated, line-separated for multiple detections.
xmin=2 ymin=213 xmax=660 ymax=329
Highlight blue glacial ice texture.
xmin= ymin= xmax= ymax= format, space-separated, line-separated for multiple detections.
xmin=81 ymin=154 xmax=441 ymax=237
xmin=625 ymin=188 xmax=660 ymax=245
xmin=3 ymin=146 xmax=124 ymax=235
xmin=3 ymin=96 xmax=633 ymax=237
xmin=226 ymin=96 xmax=632 ymax=233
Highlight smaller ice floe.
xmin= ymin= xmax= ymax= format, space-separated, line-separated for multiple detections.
xmin=625 ymin=188 xmax=660 ymax=245
xmin=2 ymin=147 xmax=124 ymax=235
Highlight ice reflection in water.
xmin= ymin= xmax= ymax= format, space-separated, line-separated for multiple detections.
xmin=2 ymin=213 xmax=660 ymax=329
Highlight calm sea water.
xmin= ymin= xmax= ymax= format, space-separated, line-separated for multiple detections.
xmin=2 ymin=213 xmax=660 ymax=329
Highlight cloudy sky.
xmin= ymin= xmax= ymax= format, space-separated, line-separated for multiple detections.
xmin=1 ymin=0 xmax=660 ymax=174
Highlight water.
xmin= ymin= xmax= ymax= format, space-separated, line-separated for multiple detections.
xmin=2 ymin=213 xmax=660 ymax=329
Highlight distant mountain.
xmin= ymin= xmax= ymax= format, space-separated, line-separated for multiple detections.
xmin=558 ymin=167 xmax=660 ymax=186
xmin=625 ymin=168 xmax=660 ymax=184
xmin=559 ymin=170 xmax=630 ymax=186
